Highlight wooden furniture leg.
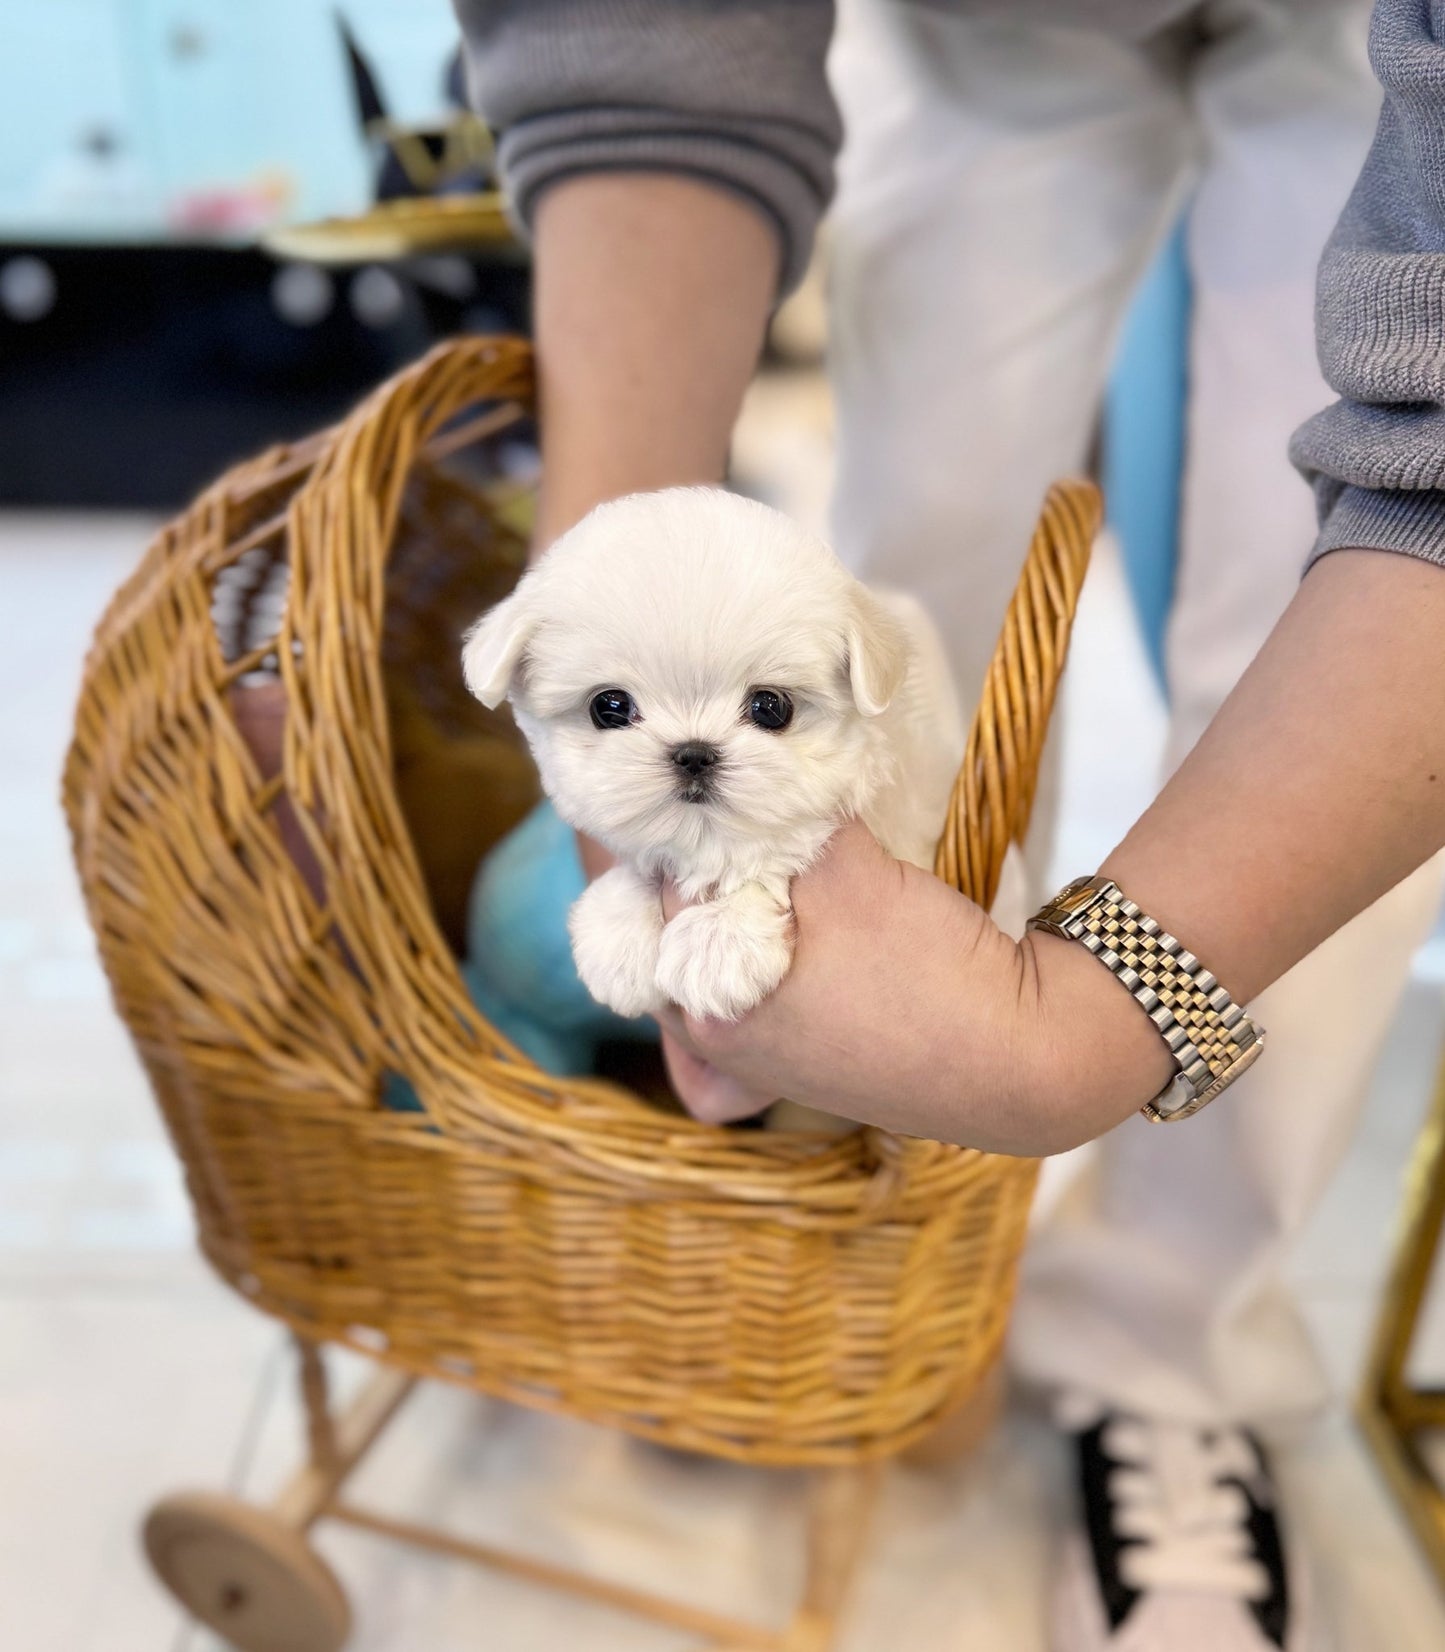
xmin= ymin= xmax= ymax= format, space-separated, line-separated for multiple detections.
xmin=901 ymin=1354 xmax=1007 ymax=1470
xmin=783 ymin=1463 xmax=884 ymax=1652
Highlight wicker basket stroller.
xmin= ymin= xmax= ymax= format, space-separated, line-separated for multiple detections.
xmin=63 ymin=336 xmax=1099 ymax=1652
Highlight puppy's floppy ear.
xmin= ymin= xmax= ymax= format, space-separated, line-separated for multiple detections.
xmin=844 ymin=587 xmax=910 ymax=717
xmin=461 ymin=591 xmax=535 ymax=708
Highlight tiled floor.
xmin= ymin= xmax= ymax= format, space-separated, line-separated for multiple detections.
xmin=4 ymin=480 xmax=1445 ymax=1652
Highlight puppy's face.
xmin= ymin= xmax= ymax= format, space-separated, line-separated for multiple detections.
xmin=463 ymin=489 xmax=908 ymax=872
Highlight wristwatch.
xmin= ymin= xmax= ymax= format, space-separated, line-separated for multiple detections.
xmin=1028 ymin=876 xmax=1265 ymax=1123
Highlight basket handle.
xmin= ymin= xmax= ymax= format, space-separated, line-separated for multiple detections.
xmin=296 ymin=336 xmax=1094 ymax=934
xmin=932 ymin=479 xmax=1101 ymax=909
xmin=855 ymin=485 xmax=1098 ymax=1196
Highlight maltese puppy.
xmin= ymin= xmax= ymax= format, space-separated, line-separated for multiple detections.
xmin=462 ymin=487 xmax=972 ymax=1031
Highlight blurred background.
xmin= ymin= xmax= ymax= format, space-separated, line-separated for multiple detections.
xmin=4 ymin=3 xmax=1445 ymax=1650
xmin=0 ymin=0 xmax=526 ymax=508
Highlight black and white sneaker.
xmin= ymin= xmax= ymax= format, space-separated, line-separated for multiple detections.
xmin=1052 ymin=1396 xmax=1319 ymax=1652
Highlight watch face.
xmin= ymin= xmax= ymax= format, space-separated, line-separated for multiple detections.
xmin=1145 ymin=1029 xmax=1266 ymax=1122
xmin=1056 ymin=878 xmax=1106 ymax=914
xmin=1198 ymin=1033 xmax=1266 ymax=1103
xmin=1029 ymin=878 xmax=1110 ymax=937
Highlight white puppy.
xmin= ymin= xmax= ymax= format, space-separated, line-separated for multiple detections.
xmin=462 ymin=487 xmax=969 ymax=1027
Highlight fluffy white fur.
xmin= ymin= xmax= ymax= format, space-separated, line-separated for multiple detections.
xmin=462 ymin=487 xmax=970 ymax=1028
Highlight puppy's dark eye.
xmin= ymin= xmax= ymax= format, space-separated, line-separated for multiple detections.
xmin=589 ymin=688 xmax=636 ymax=729
xmin=747 ymin=688 xmax=793 ymax=731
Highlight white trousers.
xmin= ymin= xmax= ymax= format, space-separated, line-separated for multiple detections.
xmin=829 ymin=0 xmax=1445 ymax=1426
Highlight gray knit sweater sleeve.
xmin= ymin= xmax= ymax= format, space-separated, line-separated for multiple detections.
xmin=452 ymin=0 xmax=839 ymax=294
xmin=1291 ymin=0 xmax=1445 ymax=570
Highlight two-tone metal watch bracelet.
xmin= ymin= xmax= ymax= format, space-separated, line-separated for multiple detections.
xmin=1027 ymin=877 xmax=1266 ymax=1123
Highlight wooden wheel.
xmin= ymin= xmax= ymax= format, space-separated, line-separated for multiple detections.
xmin=144 ymin=1492 xmax=351 ymax=1652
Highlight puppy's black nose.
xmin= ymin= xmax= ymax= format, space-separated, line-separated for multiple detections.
xmin=671 ymin=741 xmax=720 ymax=778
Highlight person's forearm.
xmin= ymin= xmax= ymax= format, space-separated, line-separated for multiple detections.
xmin=528 ymin=174 xmax=777 ymax=878
xmin=1027 ymin=546 xmax=1445 ymax=1139
xmin=530 ymin=174 xmax=778 ymax=551
xmin=1103 ymin=548 xmax=1445 ymax=997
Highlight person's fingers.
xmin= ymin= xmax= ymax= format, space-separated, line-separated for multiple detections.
xmin=660 ymin=822 xmax=886 ymax=935
xmin=780 ymin=819 xmax=889 ymax=913
xmin=577 ymin=832 xmax=616 ymax=881
xmin=659 ymin=1030 xmax=776 ymax=1126
xmin=653 ymin=1003 xmax=691 ymax=1044
xmin=654 ymin=999 xmax=748 ymax=1064
xmin=660 ymin=879 xmax=687 ymax=923
xmin=808 ymin=817 xmax=894 ymax=890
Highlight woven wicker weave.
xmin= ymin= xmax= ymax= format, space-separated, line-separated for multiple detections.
xmin=64 ymin=337 xmax=1099 ymax=1467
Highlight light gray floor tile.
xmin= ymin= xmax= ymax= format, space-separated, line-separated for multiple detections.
xmin=0 ymin=1289 xmax=280 ymax=1652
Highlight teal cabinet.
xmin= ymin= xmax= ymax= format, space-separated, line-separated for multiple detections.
xmin=0 ymin=0 xmax=460 ymax=243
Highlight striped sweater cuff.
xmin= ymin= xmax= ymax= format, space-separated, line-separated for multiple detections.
xmin=496 ymin=111 xmax=832 ymax=296
xmin=1307 ymin=483 xmax=1445 ymax=572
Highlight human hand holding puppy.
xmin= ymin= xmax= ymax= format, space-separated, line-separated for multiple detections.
xmin=463 ymin=485 xmax=1170 ymax=1151
xmin=652 ymin=822 xmax=1172 ymax=1154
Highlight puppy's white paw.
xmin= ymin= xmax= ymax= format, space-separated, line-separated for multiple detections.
xmin=656 ymin=885 xmax=793 ymax=1022
xmin=569 ymin=868 xmax=665 ymax=1018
